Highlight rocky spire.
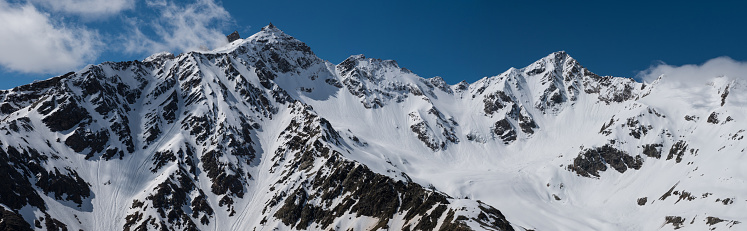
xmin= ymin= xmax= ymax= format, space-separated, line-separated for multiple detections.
xmin=226 ymin=30 xmax=240 ymax=43
xmin=262 ymin=22 xmax=278 ymax=31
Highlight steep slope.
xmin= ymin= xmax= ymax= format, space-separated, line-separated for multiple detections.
xmin=0 ymin=24 xmax=745 ymax=231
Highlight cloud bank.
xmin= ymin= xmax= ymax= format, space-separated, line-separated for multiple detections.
xmin=637 ymin=57 xmax=747 ymax=86
xmin=0 ymin=0 xmax=233 ymax=75
xmin=0 ymin=0 xmax=101 ymax=74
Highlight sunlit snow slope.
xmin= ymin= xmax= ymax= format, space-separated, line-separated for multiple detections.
xmin=0 ymin=24 xmax=744 ymax=231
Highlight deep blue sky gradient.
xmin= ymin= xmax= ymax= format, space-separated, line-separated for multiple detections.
xmin=2 ymin=0 xmax=746 ymax=89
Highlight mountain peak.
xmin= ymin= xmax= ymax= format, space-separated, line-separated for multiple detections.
xmin=261 ymin=22 xmax=280 ymax=32
xmin=247 ymin=23 xmax=296 ymax=43
xmin=518 ymin=51 xmax=588 ymax=78
xmin=551 ymin=50 xmax=569 ymax=58
xmin=542 ymin=50 xmax=574 ymax=63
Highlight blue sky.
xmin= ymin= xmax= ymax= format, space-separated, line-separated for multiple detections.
xmin=1 ymin=0 xmax=745 ymax=89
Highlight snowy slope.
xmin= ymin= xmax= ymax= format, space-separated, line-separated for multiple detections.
xmin=0 ymin=24 xmax=744 ymax=231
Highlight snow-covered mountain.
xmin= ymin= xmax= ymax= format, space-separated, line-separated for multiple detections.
xmin=0 ymin=24 xmax=744 ymax=231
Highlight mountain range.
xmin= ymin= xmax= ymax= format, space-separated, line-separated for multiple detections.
xmin=0 ymin=24 xmax=744 ymax=231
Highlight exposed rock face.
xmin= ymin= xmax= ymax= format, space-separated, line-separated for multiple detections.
xmin=227 ymin=30 xmax=241 ymax=43
xmin=665 ymin=216 xmax=686 ymax=229
xmin=36 ymin=168 xmax=91 ymax=206
xmin=642 ymin=143 xmax=663 ymax=158
xmin=707 ymin=112 xmax=720 ymax=124
xmin=0 ymin=206 xmax=32 ymax=231
xmin=568 ymin=144 xmax=643 ymax=177
xmin=667 ymin=140 xmax=689 ymax=163
xmin=493 ymin=118 xmax=517 ymax=144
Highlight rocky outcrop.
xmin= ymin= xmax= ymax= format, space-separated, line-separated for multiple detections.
xmin=226 ymin=31 xmax=241 ymax=43
xmin=493 ymin=118 xmax=517 ymax=144
xmin=568 ymin=144 xmax=643 ymax=177
xmin=0 ymin=206 xmax=32 ymax=231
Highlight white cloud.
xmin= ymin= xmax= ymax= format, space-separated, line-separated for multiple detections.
xmin=638 ymin=57 xmax=747 ymax=86
xmin=0 ymin=0 xmax=102 ymax=74
xmin=30 ymin=0 xmax=135 ymax=17
xmin=122 ymin=16 xmax=168 ymax=54
xmin=123 ymin=0 xmax=232 ymax=55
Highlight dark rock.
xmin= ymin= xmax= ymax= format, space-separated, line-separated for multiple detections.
xmin=707 ymin=112 xmax=719 ymax=124
xmin=667 ymin=141 xmax=688 ymax=163
xmin=625 ymin=118 xmax=651 ymax=139
xmin=44 ymin=213 xmax=68 ymax=231
xmin=483 ymin=91 xmax=512 ymax=115
xmin=200 ymin=149 xmax=245 ymax=198
xmin=642 ymin=143 xmax=663 ymax=159
xmin=140 ymin=169 xmax=199 ymax=229
xmin=42 ymin=100 xmax=90 ymax=132
xmin=227 ymin=31 xmax=241 ymax=43
xmin=211 ymin=173 xmax=243 ymax=197
xmin=599 ymin=117 xmax=615 ymax=135
xmin=428 ymin=76 xmax=453 ymax=94
xmin=508 ymin=105 xmax=538 ymax=134
xmin=494 ymin=119 xmax=517 ymax=144
xmin=410 ymin=120 xmax=443 ymax=151
xmin=637 ymin=197 xmax=647 ymax=206
xmin=269 ymin=51 xmax=293 ymax=73
xmin=254 ymin=60 xmax=276 ymax=88
xmin=721 ymin=84 xmax=730 ymax=106
xmin=664 ymin=216 xmax=686 ymax=229
xmin=706 ymin=216 xmax=726 ymax=226
xmin=0 ymin=147 xmax=46 ymax=210
xmin=612 ymin=85 xmax=634 ymax=103
xmin=473 ymin=204 xmax=514 ymax=231
xmin=536 ymin=83 xmax=567 ymax=111
xmin=413 ymin=204 xmax=447 ymax=231
xmin=0 ymin=206 xmax=33 ymax=231
xmin=8 ymin=117 xmax=33 ymax=133
xmin=160 ymin=91 xmax=179 ymax=123
xmin=110 ymin=119 xmax=135 ymax=153
xmin=568 ymin=144 xmax=643 ymax=177
xmin=438 ymin=210 xmax=472 ymax=231
xmin=36 ymin=168 xmax=91 ymax=206
xmin=324 ymin=79 xmax=343 ymax=88
xmin=526 ymin=66 xmax=545 ymax=76
xmin=151 ymin=150 xmax=176 ymax=172
xmin=191 ymin=192 xmax=214 ymax=223
xmin=716 ymin=197 xmax=734 ymax=205
xmin=64 ymin=129 xmax=109 ymax=158
xmin=101 ymin=147 xmax=124 ymax=160
xmin=675 ymin=191 xmax=695 ymax=203
xmin=659 ymin=183 xmax=679 ymax=201
xmin=182 ymin=115 xmax=212 ymax=143
xmin=518 ymin=118 xmax=538 ymax=135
